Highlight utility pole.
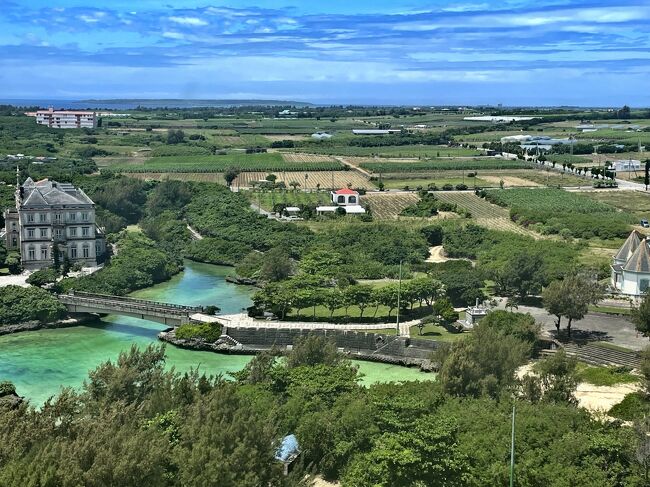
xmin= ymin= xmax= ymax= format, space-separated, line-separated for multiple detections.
xmin=510 ymin=404 xmax=516 ymax=487
xmin=396 ymin=260 xmax=402 ymax=335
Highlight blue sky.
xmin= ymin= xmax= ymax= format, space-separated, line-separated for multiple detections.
xmin=1 ymin=1 xmax=649 ymax=105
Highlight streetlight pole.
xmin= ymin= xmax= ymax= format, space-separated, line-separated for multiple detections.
xmin=396 ymin=260 xmax=402 ymax=336
xmin=510 ymin=404 xmax=516 ymax=487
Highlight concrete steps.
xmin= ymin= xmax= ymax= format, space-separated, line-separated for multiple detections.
xmin=550 ymin=343 xmax=641 ymax=369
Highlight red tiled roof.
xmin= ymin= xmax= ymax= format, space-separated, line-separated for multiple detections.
xmin=334 ymin=188 xmax=358 ymax=195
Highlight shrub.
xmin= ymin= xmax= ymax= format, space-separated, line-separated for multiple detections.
xmin=26 ymin=268 xmax=59 ymax=287
xmin=0 ymin=285 xmax=67 ymax=325
xmin=609 ymin=392 xmax=650 ymax=420
xmin=0 ymin=381 xmax=16 ymax=397
xmin=175 ymin=322 xmax=222 ymax=343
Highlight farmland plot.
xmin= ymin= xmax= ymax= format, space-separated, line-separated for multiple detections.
xmin=482 ymin=188 xmax=633 ymax=239
xmin=281 ymin=153 xmax=338 ymax=163
xmin=125 ymin=172 xmax=226 ymax=184
xmin=233 ymin=171 xmax=371 ymax=189
xmin=434 ymin=192 xmax=541 ymax=237
xmin=363 ymin=192 xmax=420 ymax=219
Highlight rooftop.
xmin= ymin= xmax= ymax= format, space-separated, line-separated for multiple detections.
xmin=20 ymin=178 xmax=95 ymax=207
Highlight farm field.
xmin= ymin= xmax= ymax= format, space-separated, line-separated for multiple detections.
xmin=516 ymin=169 xmax=588 ymax=187
xmin=582 ymin=191 xmax=650 ymax=219
xmin=281 ymin=153 xmax=338 ymax=163
xmin=359 ymin=159 xmax=530 ymax=173
xmin=103 ymin=152 xmax=346 ymax=173
xmin=485 ymin=188 xmax=617 ymax=214
xmin=123 ymin=172 xmax=226 ymax=184
xmin=380 ymin=177 xmax=491 ymax=190
xmin=434 ymin=192 xmax=542 ymax=237
xmin=232 ymin=170 xmax=371 ymax=189
xmin=296 ymin=145 xmax=483 ymax=158
xmin=362 ymin=192 xmax=421 ymax=219
xmin=483 ymin=188 xmax=634 ymax=239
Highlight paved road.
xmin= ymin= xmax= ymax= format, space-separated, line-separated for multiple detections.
xmin=497 ymin=302 xmax=648 ymax=351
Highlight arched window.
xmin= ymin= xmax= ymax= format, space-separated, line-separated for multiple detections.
xmin=348 ymin=196 xmax=357 ymax=204
xmin=337 ymin=195 xmax=345 ymax=204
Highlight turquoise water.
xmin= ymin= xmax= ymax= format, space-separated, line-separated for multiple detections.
xmin=0 ymin=260 xmax=432 ymax=405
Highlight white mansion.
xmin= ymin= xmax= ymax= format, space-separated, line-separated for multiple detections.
xmin=611 ymin=231 xmax=650 ymax=297
xmin=3 ymin=178 xmax=106 ymax=270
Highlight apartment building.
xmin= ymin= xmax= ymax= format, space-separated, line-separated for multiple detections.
xmin=35 ymin=108 xmax=97 ymax=129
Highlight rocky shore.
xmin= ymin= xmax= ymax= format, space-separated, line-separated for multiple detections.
xmin=0 ymin=315 xmax=102 ymax=337
xmin=158 ymin=328 xmax=436 ymax=371
xmin=225 ymin=276 xmax=258 ymax=286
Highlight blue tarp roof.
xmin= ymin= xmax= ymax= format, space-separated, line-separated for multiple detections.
xmin=276 ymin=434 xmax=300 ymax=462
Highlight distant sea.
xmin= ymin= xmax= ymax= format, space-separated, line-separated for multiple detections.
xmin=0 ymin=99 xmax=312 ymax=110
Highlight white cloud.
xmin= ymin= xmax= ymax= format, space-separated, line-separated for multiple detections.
xmin=162 ymin=31 xmax=185 ymax=40
xmin=168 ymin=16 xmax=208 ymax=27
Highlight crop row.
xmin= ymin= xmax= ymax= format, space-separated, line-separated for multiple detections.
xmin=107 ymin=159 xmax=346 ymax=173
xmin=359 ymin=159 xmax=530 ymax=173
xmin=483 ymin=188 xmax=616 ymax=214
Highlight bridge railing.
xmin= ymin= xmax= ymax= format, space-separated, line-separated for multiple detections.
xmin=59 ymin=291 xmax=203 ymax=313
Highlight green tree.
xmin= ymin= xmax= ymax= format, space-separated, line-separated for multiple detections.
xmin=374 ymin=285 xmax=399 ymax=318
xmin=438 ymin=324 xmax=529 ymax=398
xmin=287 ymin=335 xmax=342 ymax=368
xmin=345 ymin=285 xmax=374 ymax=318
xmin=259 ymin=247 xmax=293 ymax=282
xmin=633 ymin=291 xmax=650 ymax=338
xmin=519 ymin=349 xmax=578 ymax=405
xmin=26 ymin=268 xmax=58 ymax=288
xmin=166 ymin=129 xmax=185 ymax=144
xmin=323 ymin=288 xmax=344 ymax=319
xmin=5 ymin=252 xmax=21 ymax=275
xmin=502 ymin=251 xmax=545 ymax=299
xmin=223 ymin=166 xmax=240 ymax=187
xmin=543 ymin=274 xmax=603 ymax=337
xmin=341 ymin=416 xmax=468 ymax=487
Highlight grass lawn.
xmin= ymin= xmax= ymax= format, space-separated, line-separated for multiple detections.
xmin=0 ymin=267 xmax=9 ymax=275
xmin=576 ymin=363 xmax=639 ymax=386
xmin=589 ymin=304 xmax=632 ymax=316
xmin=409 ymin=324 xmax=466 ymax=342
xmin=290 ymin=304 xmax=401 ymax=323
xmin=591 ymin=341 xmax=637 ymax=353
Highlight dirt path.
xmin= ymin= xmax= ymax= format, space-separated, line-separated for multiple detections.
xmin=426 ymin=246 xmax=450 ymax=263
xmin=186 ymin=224 xmax=204 ymax=241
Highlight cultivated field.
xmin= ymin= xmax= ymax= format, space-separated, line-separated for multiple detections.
xmin=281 ymin=153 xmax=338 ymax=163
xmin=105 ymin=153 xmax=346 ymax=173
xmin=582 ymin=191 xmax=650 ymax=219
xmin=480 ymin=175 xmax=541 ymax=187
xmin=124 ymin=172 xmax=226 ymax=184
xmin=360 ymin=159 xmax=530 ymax=173
xmin=435 ymin=192 xmax=541 ymax=236
xmin=232 ymin=171 xmax=371 ymax=189
xmin=362 ymin=192 xmax=421 ymax=219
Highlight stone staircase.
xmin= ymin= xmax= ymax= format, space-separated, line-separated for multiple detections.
xmin=543 ymin=343 xmax=641 ymax=369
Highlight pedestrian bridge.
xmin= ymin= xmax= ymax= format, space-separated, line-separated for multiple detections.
xmin=57 ymin=291 xmax=204 ymax=327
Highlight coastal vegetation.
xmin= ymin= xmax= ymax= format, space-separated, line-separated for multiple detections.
xmin=0 ymin=285 xmax=67 ymax=326
xmin=1 ymin=333 xmax=649 ymax=486
xmin=60 ymin=232 xmax=181 ymax=295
